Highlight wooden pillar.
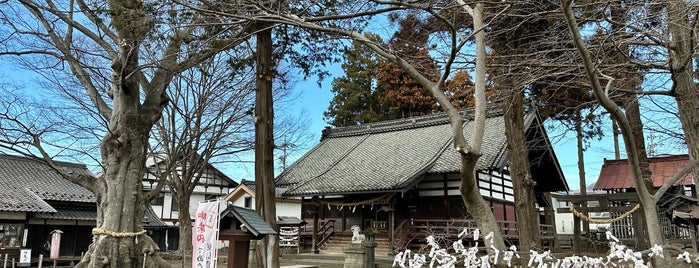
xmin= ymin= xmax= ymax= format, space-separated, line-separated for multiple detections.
xmin=573 ymin=205 xmax=581 ymax=254
xmin=342 ymin=205 xmax=347 ymax=231
xmin=544 ymin=207 xmax=555 ymax=228
xmin=312 ymin=210 xmax=320 ymax=254
xmin=633 ymin=208 xmax=648 ymax=249
xmin=388 ymin=207 xmax=395 ymax=256
xmin=691 ymin=223 xmax=698 ymax=253
xmin=543 ymin=206 xmax=555 ymax=249
xmin=227 ymin=240 xmax=251 ymax=268
xmin=443 ymin=174 xmax=449 ymax=219
xmin=219 ymin=231 xmax=254 ymax=268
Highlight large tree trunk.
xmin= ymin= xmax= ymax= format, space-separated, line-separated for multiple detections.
xmin=609 ymin=0 xmax=652 ymax=247
xmin=75 ymin=1 xmax=171 ymax=266
xmin=575 ymin=110 xmax=589 ymax=234
xmin=459 ymin=154 xmax=507 ymax=251
xmin=622 ymin=84 xmax=653 ymax=194
xmin=457 ymin=2 xmax=507 ymax=252
xmin=503 ymin=91 xmax=540 ymax=251
xmin=624 ymin=95 xmax=654 ymax=195
xmin=77 ymin=149 xmax=168 ymax=268
xmin=76 ymin=79 xmax=169 ymax=268
xmin=666 ymin=0 xmax=699 ymax=196
xmin=254 ymin=26 xmax=280 ymax=268
xmin=177 ymin=191 xmax=193 ymax=254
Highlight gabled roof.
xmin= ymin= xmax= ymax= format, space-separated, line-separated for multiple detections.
xmin=224 ymin=179 xmax=296 ymax=203
xmin=144 ymin=153 xmax=238 ymax=188
xmin=220 ymin=205 xmax=276 ymax=237
xmin=0 ymin=154 xmax=94 ymax=212
xmin=276 ymin=108 xmax=567 ymax=196
xmin=0 ymin=154 xmax=174 ymax=227
xmin=594 ymin=154 xmax=694 ymax=190
xmin=224 ymin=180 xmax=256 ymax=202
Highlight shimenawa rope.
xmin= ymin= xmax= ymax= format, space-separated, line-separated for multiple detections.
xmin=92 ymin=228 xmax=146 ymax=237
xmin=313 ymin=193 xmax=396 ymax=207
xmin=568 ymin=204 xmax=641 ymax=224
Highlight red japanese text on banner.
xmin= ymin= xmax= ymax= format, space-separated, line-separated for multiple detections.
xmin=192 ymin=200 xmax=220 ymax=268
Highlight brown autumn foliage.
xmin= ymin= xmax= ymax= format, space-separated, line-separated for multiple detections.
xmin=375 ymin=14 xmax=439 ymax=118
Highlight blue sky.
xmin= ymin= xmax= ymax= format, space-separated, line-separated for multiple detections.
xmin=2 ymin=52 xmax=684 ymax=192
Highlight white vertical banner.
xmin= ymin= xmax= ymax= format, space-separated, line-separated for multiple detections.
xmin=49 ymin=230 xmax=62 ymax=260
xmin=192 ymin=200 xmax=220 ymax=268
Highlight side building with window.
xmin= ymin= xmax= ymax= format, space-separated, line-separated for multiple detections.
xmin=224 ymin=179 xmax=302 ymax=218
xmin=141 ymin=154 xmax=238 ymax=251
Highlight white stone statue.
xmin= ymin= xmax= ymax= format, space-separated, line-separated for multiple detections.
xmin=350 ymin=225 xmax=365 ymax=243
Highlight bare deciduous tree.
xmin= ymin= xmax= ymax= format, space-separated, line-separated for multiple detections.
xmin=562 ymin=0 xmax=699 ymax=246
xmin=149 ymin=51 xmax=256 ymax=254
xmin=0 ymin=1 xmax=249 ymax=266
xmin=181 ymin=0 xmax=510 ymax=250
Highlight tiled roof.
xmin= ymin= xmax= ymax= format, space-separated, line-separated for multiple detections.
xmin=240 ymin=180 xmax=257 ymax=193
xmin=427 ymin=116 xmax=508 ymax=173
xmin=276 ymin=109 xmax=515 ymax=196
xmin=0 ymin=179 xmax=55 ymax=212
xmin=0 ymin=154 xmax=94 ymax=212
xmin=594 ymin=155 xmax=694 ymax=190
xmin=239 ymin=179 xmax=288 ymax=198
xmin=221 ymin=205 xmax=276 ymax=237
xmin=143 ymin=205 xmax=168 ymax=227
xmin=35 ymin=206 xmax=96 ymax=220
xmin=33 ymin=205 xmax=168 ymax=228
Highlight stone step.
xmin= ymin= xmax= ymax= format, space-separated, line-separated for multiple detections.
xmin=318 ymin=231 xmax=394 ymax=256
xmin=280 ymin=253 xmax=395 ymax=268
xmin=281 ymin=253 xmax=346 ymax=261
xmin=321 ymin=246 xmax=391 ymax=256
xmin=323 ymin=239 xmax=390 ymax=244
xmin=281 ymin=259 xmax=342 ymax=268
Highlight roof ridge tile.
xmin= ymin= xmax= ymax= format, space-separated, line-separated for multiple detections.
xmin=321 ymin=107 xmax=505 ymax=139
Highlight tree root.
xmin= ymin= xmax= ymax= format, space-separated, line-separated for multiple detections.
xmin=74 ymin=234 xmax=171 ymax=268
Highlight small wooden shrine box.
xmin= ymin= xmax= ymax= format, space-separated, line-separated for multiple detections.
xmin=219 ymin=205 xmax=277 ymax=268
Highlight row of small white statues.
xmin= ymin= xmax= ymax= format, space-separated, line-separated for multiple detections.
xmin=391 ymin=229 xmax=691 ymax=268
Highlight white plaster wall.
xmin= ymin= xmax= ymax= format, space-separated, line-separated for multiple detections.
xmin=188 ymin=193 xmax=207 ymax=219
xmin=276 ymin=201 xmax=302 ymax=218
xmin=552 ymin=196 xmax=574 ymax=234
xmin=557 ymin=210 xmax=574 ymax=234
xmin=164 ymin=194 xmax=175 ymax=220
xmin=228 ymin=193 xmax=301 ymax=218
xmin=230 ymin=193 xmax=253 ymax=208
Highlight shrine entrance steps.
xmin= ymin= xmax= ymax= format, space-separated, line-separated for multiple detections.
xmin=280 ymin=253 xmax=394 ymax=268
xmin=319 ymin=231 xmax=392 ymax=256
